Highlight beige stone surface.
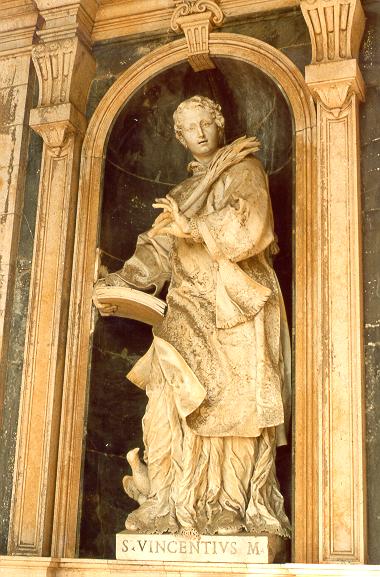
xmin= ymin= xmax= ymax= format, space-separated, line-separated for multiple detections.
xmin=0 ymin=55 xmax=32 ymax=87
xmin=0 ymin=1 xmax=40 ymax=56
xmin=116 ymin=533 xmax=277 ymax=563
xmin=1 ymin=0 xmax=367 ymax=566
xmin=301 ymin=0 xmax=367 ymax=564
xmin=301 ymin=0 xmax=365 ymax=64
xmin=92 ymin=0 xmax=299 ymax=41
xmin=1 ymin=556 xmax=380 ymax=577
xmin=7 ymin=114 xmax=85 ymax=557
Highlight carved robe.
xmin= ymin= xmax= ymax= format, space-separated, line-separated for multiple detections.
xmin=101 ymin=142 xmax=291 ymax=537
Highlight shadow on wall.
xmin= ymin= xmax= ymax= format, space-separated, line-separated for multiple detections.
xmin=79 ymin=58 xmax=294 ymax=559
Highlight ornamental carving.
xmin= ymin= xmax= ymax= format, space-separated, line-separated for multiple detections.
xmin=300 ymin=0 xmax=365 ymax=63
xmin=171 ymin=0 xmax=224 ymax=72
xmin=171 ymin=0 xmax=223 ymax=31
xmin=32 ymin=39 xmax=76 ymax=107
xmin=313 ymin=81 xmax=353 ymax=116
xmin=31 ymin=121 xmax=76 ymax=157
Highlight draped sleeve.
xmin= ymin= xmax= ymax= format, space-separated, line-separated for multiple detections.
xmin=195 ymin=157 xmax=275 ymax=263
xmin=98 ymin=232 xmax=172 ymax=295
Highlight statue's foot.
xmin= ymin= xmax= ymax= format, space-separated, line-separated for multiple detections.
xmin=125 ymin=518 xmax=139 ymax=531
xmin=217 ymin=523 xmax=243 ymax=536
xmin=179 ymin=526 xmax=200 ymax=540
xmin=215 ymin=511 xmax=245 ymax=536
xmin=125 ymin=499 xmax=171 ymax=534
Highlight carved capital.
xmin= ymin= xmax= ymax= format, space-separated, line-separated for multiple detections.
xmin=305 ymin=59 xmax=365 ymax=116
xmin=30 ymin=102 xmax=86 ymax=155
xmin=300 ymin=0 xmax=365 ymax=64
xmin=171 ymin=0 xmax=224 ymax=72
xmin=32 ymin=120 xmax=76 ymax=156
xmin=313 ymin=82 xmax=352 ymax=115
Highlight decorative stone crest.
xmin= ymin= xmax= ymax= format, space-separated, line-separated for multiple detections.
xmin=171 ymin=0 xmax=224 ymax=29
xmin=171 ymin=0 xmax=224 ymax=72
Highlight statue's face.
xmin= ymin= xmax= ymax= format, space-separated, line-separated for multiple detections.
xmin=179 ymin=105 xmax=220 ymax=163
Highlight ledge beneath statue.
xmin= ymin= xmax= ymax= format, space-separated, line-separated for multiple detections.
xmin=116 ymin=531 xmax=285 ymax=563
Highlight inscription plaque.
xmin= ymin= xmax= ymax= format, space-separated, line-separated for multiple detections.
xmin=116 ymin=532 xmax=281 ymax=563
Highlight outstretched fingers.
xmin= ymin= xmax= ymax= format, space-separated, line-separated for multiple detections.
xmin=153 ymin=211 xmax=173 ymax=226
xmin=153 ymin=195 xmax=179 ymax=214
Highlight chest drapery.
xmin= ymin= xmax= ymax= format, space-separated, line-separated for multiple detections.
xmin=122 ymin=154 xmax=290 ymax=440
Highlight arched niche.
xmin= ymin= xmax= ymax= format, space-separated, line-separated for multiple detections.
xmin=53 ymin=34 xmax=317 ymax=564
xmin=81 ymin=58 xmax=293 ymax=559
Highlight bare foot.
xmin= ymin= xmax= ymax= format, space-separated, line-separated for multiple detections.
xmin=125 ymin=518 xmax=139 ymax=531
xmin=217 ymin=523 xmax=243 ymax=536
xmin=179 ymin=527 xmax=200 ymax=540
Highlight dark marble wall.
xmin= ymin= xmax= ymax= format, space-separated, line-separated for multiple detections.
xmin=360 ymin=0 xmax=380 ymax=564
xmin=0 ymin=70 xmax=41 ymax=554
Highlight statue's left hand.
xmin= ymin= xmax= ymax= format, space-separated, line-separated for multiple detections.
xmin=150 ymin=195 xmax=191 ymax=238
xmin=92 ymin=287 xmax=118 ymax=316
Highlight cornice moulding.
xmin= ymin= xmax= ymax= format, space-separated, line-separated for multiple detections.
xmin=92 ymin=0 xmax=300 ymax=42
xmin=36 ymin=1 xmax=99 ymax=48
xmin=29 ymin=102 xmax=87 ymax=135
xmin=0 ymin=0 xmax=36 ymax=17
xmin=0 ymin=0 xmax=41 ymax=53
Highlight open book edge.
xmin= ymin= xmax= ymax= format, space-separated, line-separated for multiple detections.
xmin=95 ymin=285 xmax=167 ymax=327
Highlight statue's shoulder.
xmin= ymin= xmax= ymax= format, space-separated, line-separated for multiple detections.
xmin=168 ymin=173 xmax=199 ymax=201
xmin=225 ymin=154 xmax=266 ymax=178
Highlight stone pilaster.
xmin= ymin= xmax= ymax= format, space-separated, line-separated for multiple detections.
xmin=0 ymin=0 xmax=40 ymax=427
xmin=7 ymin=1 xmax=97 ymax=557
xmin=301 ymin=0 xmax=367 ymax=563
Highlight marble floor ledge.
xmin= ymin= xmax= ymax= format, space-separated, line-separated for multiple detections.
xmin=0 ymin=558 xmax=380 ymax=577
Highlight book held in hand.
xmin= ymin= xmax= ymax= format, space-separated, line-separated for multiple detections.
xmin=94 ymin=285 xmax=167 ymax=326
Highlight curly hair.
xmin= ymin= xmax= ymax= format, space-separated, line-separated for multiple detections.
xmin=173 ymin=95 xmax=225 ymax=147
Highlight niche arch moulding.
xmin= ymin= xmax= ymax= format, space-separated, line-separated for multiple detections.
xmin=52 ymin=33 xmax=319 ymax=566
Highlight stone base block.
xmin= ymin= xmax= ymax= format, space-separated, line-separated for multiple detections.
xmin=116 ymin=531 xmax=285 ymax=563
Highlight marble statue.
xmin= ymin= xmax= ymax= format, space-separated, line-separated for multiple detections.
xmin=94 ymin=95 xmax=291 ymax=539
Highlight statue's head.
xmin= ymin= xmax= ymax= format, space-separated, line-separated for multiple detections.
xmin=173 ymin=95 xmax=225 ymax=163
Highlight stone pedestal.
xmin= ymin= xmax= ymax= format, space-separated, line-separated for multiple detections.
xmin=116 ymin=532 xmax=286 ymax=564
